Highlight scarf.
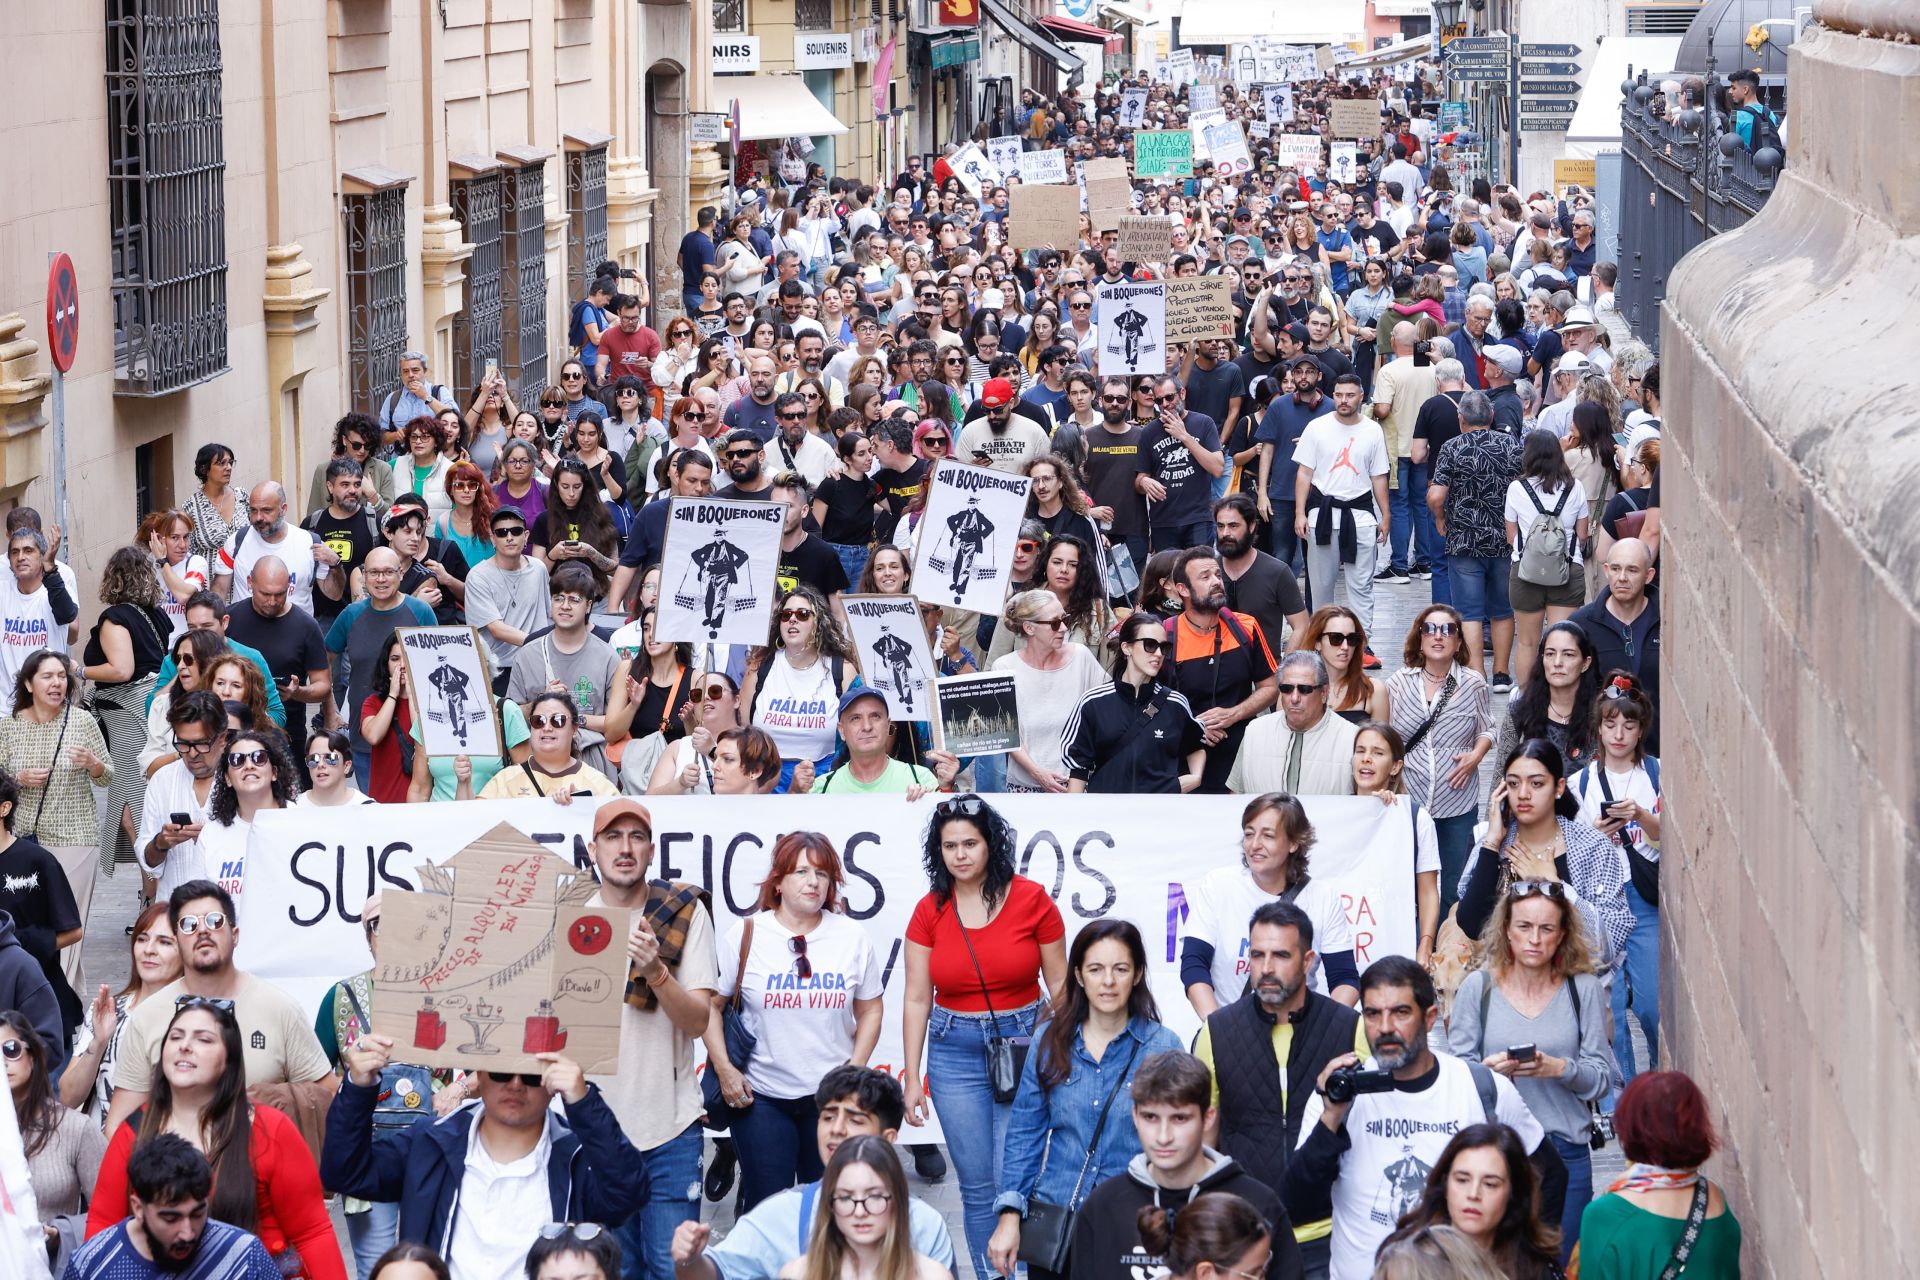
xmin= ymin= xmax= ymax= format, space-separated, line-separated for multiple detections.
xmin=1606 ymin=1162 xmax=1700 ymax=1195
xmin=624 ymin=879 xmax=709 ymax=1011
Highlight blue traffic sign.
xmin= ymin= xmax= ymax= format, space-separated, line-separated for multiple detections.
xmin=1521 ymin=43 xmax=1580 ymax=57
xmin=1522 ymin=80 xmax=1582 ymax=95
xmin=1521 ymin=61 xmax=1580 ymax=75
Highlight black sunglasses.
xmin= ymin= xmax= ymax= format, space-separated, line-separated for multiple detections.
xmin=1321 ymin=631 xmax=1359 ymax=647
xmin=487 ymin=1071 xmax=545 ymax=1086
xmin=789 ymin=935 xmax=813 ymax=981
xmin=1276 ymin=682 xmax=1325 ymax=695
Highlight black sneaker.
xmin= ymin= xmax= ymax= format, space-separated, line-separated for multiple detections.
xmin=1408 ymin=563 xmax=1433 ymax=580
xmin=911 ymin=1143 xmax=948 ymax=1183
xmin=1491 ymin=672 xmax=1514 ymax=693
xmin=1374 ymin=566 xmax=1410 ymax=584
xmin=704 ymin=1138 xmax=738 ymax=1202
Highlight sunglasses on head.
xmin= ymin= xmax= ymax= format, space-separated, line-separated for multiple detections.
xmin=1508 ymin=879 xmax=1569 ymax=902
xmin=488 ymin=1071 xmax=545 ymax=1087
xmin=174 ymin=993 xmax=234 ymax=1010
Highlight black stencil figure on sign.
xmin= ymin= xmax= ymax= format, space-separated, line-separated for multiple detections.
xmin=933 ymin=497 xmax=997 ymax=603
xmin=871 ymin=627 xmax=919 ymax=714
xmin=426 ymin=655 xmax=477 ymax=747
xmin=1111 ymin=306 xmax=1152 ymax=367
xmin=681 ymin=527 xmax=754 ymax=638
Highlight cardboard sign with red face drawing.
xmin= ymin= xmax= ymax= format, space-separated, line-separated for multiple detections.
xmin=371 ymin=823 xmax=631 ymax=1074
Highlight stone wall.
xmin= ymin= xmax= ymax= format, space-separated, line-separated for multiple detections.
xmin=1659 ymin=12 xmax=1920 ymax=1278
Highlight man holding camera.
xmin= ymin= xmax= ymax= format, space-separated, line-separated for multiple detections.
xmin=1286 ymin=956 xmax=1566 ymax=1280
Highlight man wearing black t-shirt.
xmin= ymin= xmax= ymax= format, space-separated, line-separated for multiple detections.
xmin=1179 ymin=340 xmax=1247 ymax=446
xmin=301 ymin=458 xmax=382 ymax=628
xmin=1214 ymin=495 xmax=1306 ymax=658
xmin=1138 ymin=376 xmax=1226 ymax=553
xmin=713 ymin=430 xmax=778 ymax=501
xmin=870 ymin=423 xmax=926 ymax=545
xmin=1083 ymin=377 xmax=1150 ymax=570
xmin=771 ymin=474 xmax=850 ymax=599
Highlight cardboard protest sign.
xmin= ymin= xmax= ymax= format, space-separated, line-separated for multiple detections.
xmin=1007 ymin=182 xmax=1082 ymax=250
xmin=987 ymin=135 xmax=1024 ymax=175
xmin=399 ymin=627 xmax=502 ymax=759
xmin=1263 ymin=83 xmax=1294 ymax=123
xmin=1330 ymin=142 xmax=1359 ymax=184
xmin=657 ymin=496 xmax=783 ymax=646
xmin=843 ymin=595 xmax=937 ymax=720
xmin=1017 ymin=149 xmax=1069 ymax=184
xmin=1133 ymin=130 xmax=1193 ymax=179
xmin=1189 ymin=83 xmax=1218 ymax=112
xmin=1098 ymin=279 xmax=1167 ymax=377
xmin=1168 ymin=48 xmax=1194 ymax=81
xmin=1277 ymin=133 xmax=1324 ymax=170
xmin=1276 ymin=45 xmax=1317 ymax=81
xmin=371 ymin=825 xmax=631 ymax=1075
xmin=1116 ymin=215 xmax=1174 ymax=264
xmin=1165 ymin=276 xmax=1237 ymax=342
xmin=1082 ymin=156 xmax=1133 ymax=232
xmin=1329 ymin=98 xmax=1380 ymax=140
xmin=1203 ymin=120 xmax=1253 ymax=177
xmin=910 ymin=461 xmax=1032 ymax=615
xmin=934 ymin=672 xmax=1021 ymax=755
xmin=1118 ymin=88 xmax=1148 ymax=128
xmin=949 ymin=143 xmax=1001 ymax=197
xmin=1315 ymin=44 xmax=1336 ymax=72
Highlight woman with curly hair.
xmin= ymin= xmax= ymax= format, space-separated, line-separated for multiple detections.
xmin=201 ymin=653 xmax=275 ymax=734
xmin=200 ymin=726 xmax=298 ymax=894
xmin=1379 ymin=1124 xmax=1563 ymax=1279
xmin=902 ymin=794 xmax=1067 ymax=1280
xmin=82 ymin=546 xmax=173 ymax=879
xmin=740 ymin=584 xmax=859 ymax=794
xmin=393 ymin=415 xmax=456 ymax=519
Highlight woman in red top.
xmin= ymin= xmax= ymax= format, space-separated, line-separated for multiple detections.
xmin=902 ymin=794 xmax=1067 ymax=1280
xmin=358 ymin=631 xmax=415 ymax=803
xmin=87 ymin=998 xmax=347 ymax=1280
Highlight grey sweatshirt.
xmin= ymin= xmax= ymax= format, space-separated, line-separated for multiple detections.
xmin=1446 ymin=968 xmax=1612 ymax=1142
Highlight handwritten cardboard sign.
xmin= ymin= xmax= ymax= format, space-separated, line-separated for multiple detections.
xmin=1008 ymin=182 xmax=1083 ymax=249
xmin=1082 ymin=156 xmax=1133 ymax=232
xmin=1018 ymin=148 xmax=1069 ymax=184
xmin=1165 ymin=275 xmax=1237 ymax=342
xmin=1329 ymin=98 xmax=1381 ymax=140
xmin=1116 ymin=215 xmax=1174 ymax=264
xmin=1276 ymin=133 xmax=1324 ymax=170
xmin=371 ymin=824 xmax=632 ymax=1074
xmin=1133 ymin=130 xmax=1194 ymax=178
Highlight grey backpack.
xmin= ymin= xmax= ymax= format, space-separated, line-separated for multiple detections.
xmin=1516 ymin=483 xmax=1573 ymax=587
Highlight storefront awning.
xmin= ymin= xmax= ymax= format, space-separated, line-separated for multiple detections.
xmin=1175 ymin=0 xmax=1363 ymax=46
xmin=1099 ymin=1 xmax=1151 ymax=26
xmin=1335 ymin=33 xmax=1432 ymax=68
xmin=980 ymin=0 xmax=1087 ymax=81
xmin=1039 ymin=13 xmax=1113 ymax=43
xmin=723 ymin=74 xmax=850 ymax=141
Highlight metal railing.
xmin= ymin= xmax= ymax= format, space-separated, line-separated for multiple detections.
xmin=565 ymin=147 xmax=610 ymax=293
xmin=1615 ymin=70 xmax=1783 ymax=348
xmin=451 ymin=172 xmax=506 ymax=393
xmin=499 ymin=163 xmax=551 ymax=407
xmin=342 ymin=188 xmax=411 ymax=416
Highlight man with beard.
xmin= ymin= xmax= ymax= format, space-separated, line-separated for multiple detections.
xmin=104 ymin=880 xmax=333 ymax=1134
xmin=301 ymin=458 xmax=382 ymax=631
xmin=713 ymin=430 xmax=777 ymax=502
xmin=222 ymin=558 xmax=331 ymax=750
xmin=767 ymin=393 xmax=836 ymax=488
xmin=1288 ymin=957 xmax=1564 ymax=1280
xmin=71 ymin=1134 xmax=281 ymax=1280
xmin=1165 ymin=548 xmax=1277 ymax=794
xmin=722 ymin=353 xmax=782 ymax=444
xmin=1214 ymin=494 xmax=1306 ymax=660
xmin=212 ymin=482 xmax=338 ymax=617
xmin=770 ymin=474 xmax=849 ymax=600
xmin=1193 ymin=902 xmax=1362 ymax=1280
xmin=581 ymin=799 xmax=718 ymax=1280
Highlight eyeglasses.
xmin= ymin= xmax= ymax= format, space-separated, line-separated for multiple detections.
xmin=1126 ymin=636 xmax=1166 ymax=654
xmin=537 ymin=1224 xmax=605 ymax=1242
xmin=789 ymin=935 xmax=813 ymax=981
xmin=226 ymin=749 xmax=271 ymax=769
xmin=494 ymin=525 xmax=528 ymax=538
xmin=1508 ymin=879 xmax=1569 ymax=902
xmin=306 ymin=752 xmax=343 ymax=768
xmin=1276 ymin=682 xmax=1325 ymax=695
xmin=487 ymin=1071 xmax=546 ymax=1086
xmin=779 ymin=608 xmax=817 ymax=623
xmin=831 ymin=1191 xmax=894 ymax=1215
xmin=554 ymin=594 xmax=589 ymax=609
xmin=1321 ymin=631 xmax=1359 ymax=647
xmin=173 ymin=736 xmax=220 ymax=755
xmin=1421 ymin=621 xmax=1460 ymax=637
xmin=528 ymin=713 xmax=574 ymax=730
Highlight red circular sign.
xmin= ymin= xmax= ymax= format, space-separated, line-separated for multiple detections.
xmin=46 ymin=254 xmax=78 ymax=374
xmin=568 ymin=914 xmax=614 ymax=955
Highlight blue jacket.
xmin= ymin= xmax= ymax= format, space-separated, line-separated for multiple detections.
xmin=320 ymin=1077 xmax=648 ymax=1255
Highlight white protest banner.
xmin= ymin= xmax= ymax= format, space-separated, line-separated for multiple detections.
xmin=1168 ymin=48 xmax=1194 ymax=82
xmin=949 ymin=143 xmax=1001 ymax=197
xmin=1017 ymin=148 xmax=1069 ymax=185
xmin=842 ymin=595 xmax=937 ymax=721
xmin=1277 ymin=133 xmax=1325 ymax=170
xmin=1164 ymin=275 xmax=1237 ymax=342
xmin=1098 ymin=279 xmax=1166 ymax=377
xmin=1118 ymin=87 xmax=1148 ymax=128
xmin=399 ymin=627 xmax=502 ymax=760
xmin=657 ymin=496 xmax=784 ymax=646
xmin=1276 ymin=45 xmax=1317 ymax=82
xmin=987 ymin=135 xmax=1024 ymax=176
xmin=1203 ymin=120 xmax=1253 ymax=178
xmin=911 ymin=460 xmax=1032 ymax=615
xmin=235 ymin=794 xmax=1419 ymax=1141
xmin=1330 ymin=141 xmax=1359 ymax=184
xmin=1263 ymin=83 xmax=1294 ymax=123
xmin=1189 ymin=83 xmax=1218 ymax=112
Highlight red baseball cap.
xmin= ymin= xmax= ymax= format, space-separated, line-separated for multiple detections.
xmin=981 ymin=377 xmax=1016 ymax=408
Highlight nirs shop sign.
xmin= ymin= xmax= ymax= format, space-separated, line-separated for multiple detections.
xmin=711 ymin=35 xmax=761 ymax=73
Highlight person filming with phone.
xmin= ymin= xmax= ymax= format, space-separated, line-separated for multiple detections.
xmin=1285 ymin=957 xmax=1565 ymax=1280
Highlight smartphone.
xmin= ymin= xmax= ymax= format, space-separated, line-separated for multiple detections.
xmin=1508 ymin=1043 xmax=1537 ymax=1062
xmin=169 ymin=812 xmax=191 ymax=827
xmin=485 ymin=360 xmax=499 ymax=381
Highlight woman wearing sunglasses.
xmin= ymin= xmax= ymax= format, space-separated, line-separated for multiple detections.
xmin=1300 ymin=605 xmax=1388 ymax=724
xmin=739 ymin=586 xmax=858 ymax=795
xmin=433 ymin=460 xmax=497 ymax=569
xmin=88 ymin=997 xmax=349 ymax=1280
xmin=708 ymin=832 xmax=883 ymax=1211
xmin=294 ymin=729 xmax=372 ymax=808
xmin=1061 ymin=611 xmax=1205 ymax=795
xmin=992 ymin=590 xmax=1104 ymax=795
xmin=642 ymin=674 xmax=740 ymax=796
xmin=199 ymin=729 xmax=297 ymax=886
xmin=1448 ymin=870 xmax=1612 ymax=1263
xmin=653 ymin=319 xmax=702 ymax=420
xmin=477 ymin=691 xmax=620 ymax=802
xmin=60 ymin=901 xmax=181 ymax=1119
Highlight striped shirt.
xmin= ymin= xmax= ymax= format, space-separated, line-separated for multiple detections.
xmin=66 ymin=1220 xmax=281 ymax=1280
xmin=1384 ymin=664 xmax=1493 ymax=819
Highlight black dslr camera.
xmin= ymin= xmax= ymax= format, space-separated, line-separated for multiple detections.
xmin=1324 ymin=1063 xmax=1397 ymax=1103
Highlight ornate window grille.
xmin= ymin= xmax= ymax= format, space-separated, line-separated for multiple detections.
xmin=565 ymin=144 xmax=610 ymax=293
xmin=450 ymin=169 xmax=506 ymax=392
xmin=499 ymin=160 xmax=551 ymax=406
xmin=796 ymin=0 xmax=833 ymax=30
xmin=106 ymin=0 xmax=231 ymax=395
xmin=714 ymin=0 xmax=746 ymax=32
xmin=341 ymin=184 xmax=410 ymax=416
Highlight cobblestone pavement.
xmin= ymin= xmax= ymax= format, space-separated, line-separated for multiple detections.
xmin=78 ymin=575 xmax=1634 ymax=1263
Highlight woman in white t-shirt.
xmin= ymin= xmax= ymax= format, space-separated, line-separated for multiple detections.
xmin=740 ymin=585 xmax=859 ymax=794
xmin=294 ymin=729 xmax=374 ymax=807
xmin=1351 ymin=720 xmax=1443 ymax=968
xmin=1504 ymin=429 xmax=1589 ymax=684
xmin=991 ymin=590 xmax=1105 ymax=793
xmin=709 ymin=831 xmax=884 ymax=1212
xmin=1180 ymin=793 xmax=1360 ymax=1021
xmin=198 ymin=727 xmax=299 ymax=907
xmin=140 ymin=510 xmax=208 ymax=646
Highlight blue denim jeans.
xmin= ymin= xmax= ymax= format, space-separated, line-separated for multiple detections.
xmin=1269 ymin=501 xmax=1305 ymax=579
xmin=611 ymin=1123 xmax=705 ymax=1280
xmin=352 ymin=747 xmax=374 ymax=793
xmin=1550 ymin=1133 xmax=1595 ymax=1265
xmin=1388 ymin=459 xmax=1440 ymax=571
xmin=731 ymin=1092 xmax=823 ymax=1213
xmin=828 ymin=541 xmax=871 ymax=589
xmin=1149 ymin=519 xmax=1214 ymax=554
xmin=1610 ymin=881 xmax=1660 ymax=1084
xmin=1433 ymin=811 xmax=1479 ymax=915
xmin=1446 ymin=554 xmax=1514 ymax=621
xmin=970 ymin=752 xmax=1008 ymax=794
xmin=926 ymin=1000 xmax=1043 ymax=1280
xmin=344 ymin=1200 xmax=398 ymax=1280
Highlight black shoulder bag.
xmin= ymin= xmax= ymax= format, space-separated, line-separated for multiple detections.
xmin=1597 ymin=769 xmax=1659 ymax=908
xmin=953 ymin=908 xmax=1031 ymax=1103
xmin=1400 ymin=673 xmax=1458 ymax=755
xmin=700 ymin=919 xmax=757 ymax=1129
xmin=1017 ymin=1035 xmax=1142 ymax=1274
xmin=1655 ymin=1180 xmax=1712 ymax=1280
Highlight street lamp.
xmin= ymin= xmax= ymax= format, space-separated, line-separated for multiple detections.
xmin=1431 ymin=0 xmax=1463 ymax=27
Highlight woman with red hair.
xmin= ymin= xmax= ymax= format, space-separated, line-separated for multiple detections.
xmin=431 ymin=460 xmax=496 ymax=568
xmin=705 ymin=831 xmax=885 ymax=1210
xmin=1573 ymin=1072 xmax=1741 ymax=1278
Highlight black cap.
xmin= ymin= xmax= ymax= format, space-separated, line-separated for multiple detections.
xmin=1288 ymin=355 xmax=1324 ymax=374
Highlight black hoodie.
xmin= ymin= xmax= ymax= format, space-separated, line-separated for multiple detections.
xmin=1068 ymin=1148 xmax=1304 ymax=1280
xmin=0 ymin=912 xmax=63 ymax=1072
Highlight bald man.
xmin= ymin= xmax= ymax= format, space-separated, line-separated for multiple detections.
xmin=224 ymin=556 xmax=332 ymax=752
xmin=213 ymin=481 xmax=339 ymax=616
xmin=1568 ymin=537 xmax=1660 ymax=747
xmin=325 ymin=547 xmax=438 ymax=789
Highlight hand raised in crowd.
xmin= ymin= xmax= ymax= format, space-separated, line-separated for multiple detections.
xmin=628 ymin=916 xmax=664 ymax=981
xmin=451 ymin=754 xmax=472 ymax=785
xmin=343 ymin=1033 xmax=396 ymax=1087
xmin=88 ymin=984 xmax=118 ymax=1043
xmin=672 ymin=1222 xmax=714 ymax=1266
xmin=535 ymin=1051 xmax=589 ymax=1103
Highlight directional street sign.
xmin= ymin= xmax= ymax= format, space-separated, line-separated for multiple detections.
xmin=1521 ymin=43 xmax=1580 ymax=57
xmin=1447 ymin=66 xmax=1510 ymax=81
xmin=1520 ymin=119 xmax=1571 ymax=130
xmin=1522 ymin=99 xmax=1578 ymax=112
xmin=1522 ymin=80 xmax=1582 ymax=95
xmin=1521 ymin=61 xmax=1580 ymax=75
xmin=1446 ymin=36 xmax=1509 ymax=53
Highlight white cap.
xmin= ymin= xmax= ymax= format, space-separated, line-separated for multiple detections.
xmin=1555 ymin=350 xmax=1592 ymax=375
xmin=980 ymin=287 xmax=1006 ymax=311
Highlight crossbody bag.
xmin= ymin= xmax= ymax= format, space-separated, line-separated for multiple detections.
xmin=701 ymin=919 xmax=758 ymax=1128
xmin=953 ymin=909 xmax=1031 ymax=1103
xmin=1017 ymin=1036 xmax=1142 ymax=1273
xmin=1400 ymin=673 xmax=1458 ymax=755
